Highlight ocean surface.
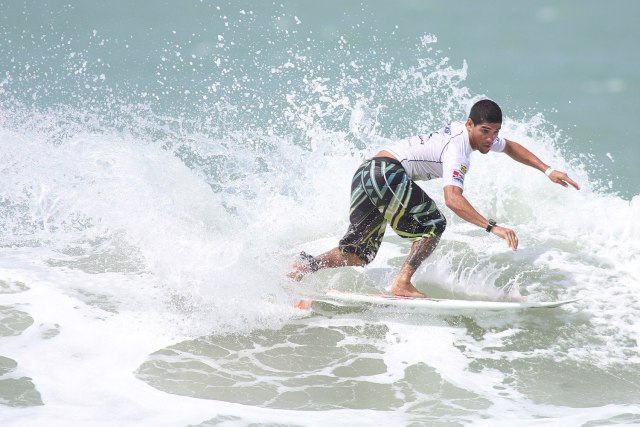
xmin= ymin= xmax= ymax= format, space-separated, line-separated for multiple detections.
xmin=1 ymin=1 xmax=639 ymax=426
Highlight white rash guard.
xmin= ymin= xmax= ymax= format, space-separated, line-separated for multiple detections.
xmin=380 ymin=121 xmax=506 ymax=190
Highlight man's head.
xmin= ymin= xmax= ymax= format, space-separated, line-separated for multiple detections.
xmin=466 ymin=99 xmax=502 ymax=154
xmin=468 ymin=99 xmax=502 ymax=125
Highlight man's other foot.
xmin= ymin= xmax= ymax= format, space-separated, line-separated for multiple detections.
xmin=390 ymin=283 xmax=426 ymax=298
xmin=286 ymin=252 xmax=320 ymax=281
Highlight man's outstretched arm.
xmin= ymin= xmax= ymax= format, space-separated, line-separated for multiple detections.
xmin=503 ymin=139 xmax=580 ymax=190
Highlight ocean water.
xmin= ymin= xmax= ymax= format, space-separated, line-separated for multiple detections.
xmin=1 ymin=1 xmax=639 ymax=426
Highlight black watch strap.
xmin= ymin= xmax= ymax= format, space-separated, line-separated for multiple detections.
xmin=486 ymin=219 xmax=496 ymax=233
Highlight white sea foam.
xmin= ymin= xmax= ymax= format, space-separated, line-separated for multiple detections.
xmin=2 ymin=80 xmax=639 ymax=427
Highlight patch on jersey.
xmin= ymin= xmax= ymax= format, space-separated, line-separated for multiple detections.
xmin=452 ymin=169 xmax=465 ymax=185
xmin=460 ymin=165 xmax=468 ymax=174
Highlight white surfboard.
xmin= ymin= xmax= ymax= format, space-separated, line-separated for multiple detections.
xmin=316 ymin=290 xmax=578 ymax=313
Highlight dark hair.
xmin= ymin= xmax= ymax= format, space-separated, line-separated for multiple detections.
xmin=469 ymin=99 xmax=502 ymax=124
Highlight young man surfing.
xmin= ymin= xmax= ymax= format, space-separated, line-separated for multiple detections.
xmin=288 ymin=100 xmax=580 ymax=298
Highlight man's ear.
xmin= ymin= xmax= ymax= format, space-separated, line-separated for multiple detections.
xmin=465 ymin=118 xmax=474 ymax=130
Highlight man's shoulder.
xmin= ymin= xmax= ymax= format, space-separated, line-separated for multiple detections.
xmin=443 ymin=122 xmax=468 ymax=156
xmin=446 ymin=121 xmax=466 ymax=135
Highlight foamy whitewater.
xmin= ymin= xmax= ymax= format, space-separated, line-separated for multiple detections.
xmin=1 ymin=2 xmax=639 ymax=426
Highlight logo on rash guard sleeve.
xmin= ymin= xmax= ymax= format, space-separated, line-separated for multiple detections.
xmin=452 ymin=164 xmax=467 ymax=185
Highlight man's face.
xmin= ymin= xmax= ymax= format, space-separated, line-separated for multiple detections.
xmin=466 ymin=118 xmax=501 ymax=154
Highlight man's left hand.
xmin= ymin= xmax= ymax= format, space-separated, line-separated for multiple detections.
xmin=549 ymin=170 xmax=580 ymax=190
xmin=492 ymin=225 xmax=519 ymax=251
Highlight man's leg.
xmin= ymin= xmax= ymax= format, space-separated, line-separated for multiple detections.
xmin=288 ymin=158 xmax=389 ymax=282
xmin=287 ymin=248 xmax=364 ymax=281
xmin=390 ymin=234 xmax=441 ymax=297
xmin=385 ymin=172 xmax=447 ymax=298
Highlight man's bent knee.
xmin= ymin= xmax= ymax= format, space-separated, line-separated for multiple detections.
xmin=433 ymin=215 xmax=447 ymax=236
xmin=421 ymin=216 xmax=446 ymax=239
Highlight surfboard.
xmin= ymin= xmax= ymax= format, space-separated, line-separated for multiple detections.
xmin=315 ymin=290 xmax=578 ymax=313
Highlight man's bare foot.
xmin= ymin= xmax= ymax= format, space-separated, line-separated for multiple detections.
xmin=287 ymin=252 xmax=321 ymax=281
xmin=390 ymin=282 xmax=426 ymax=298
xmin=286 ymin=261 xmax=307 ymax=281
xmin=287 ymin=259 xmax=315 ymax=281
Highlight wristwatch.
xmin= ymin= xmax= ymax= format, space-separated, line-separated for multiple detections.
xmin=486 ymin=219 xmax=496 ymax=233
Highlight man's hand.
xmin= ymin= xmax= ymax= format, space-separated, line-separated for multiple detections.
xmin=548 ymin=170 xmax=580 ymax=190
xmin=492 ymin=225 xmax=518 ymax=250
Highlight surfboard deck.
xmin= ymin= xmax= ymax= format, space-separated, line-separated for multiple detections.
xmin=315 ymin=290 xmax=578 ymax=312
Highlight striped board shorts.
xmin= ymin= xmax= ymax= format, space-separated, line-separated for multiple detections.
xmin=338 ymin=157 xmax=447 ymax=264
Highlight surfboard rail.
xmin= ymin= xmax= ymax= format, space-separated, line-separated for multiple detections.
xmin=316 ymin=290 xmax=579 ymax=312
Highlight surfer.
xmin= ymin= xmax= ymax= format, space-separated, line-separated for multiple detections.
xmin=288 ymin=100 xmax=580 ymax=297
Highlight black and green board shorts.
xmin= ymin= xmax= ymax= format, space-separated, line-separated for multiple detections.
xmin=338 ymin=157 xmax=447 ymax=264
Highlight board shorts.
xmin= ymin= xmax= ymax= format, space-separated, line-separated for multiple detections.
xmin=338 ymin=157 xmax=447 ymax=264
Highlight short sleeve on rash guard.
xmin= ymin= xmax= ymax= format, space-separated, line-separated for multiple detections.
xmin=442 ymin=135 xmax=506 ymax=189
xmin=491 ymin=136 xmax=507 ymax=152
xmin=442 ymin=156 xmax=470 ymax=189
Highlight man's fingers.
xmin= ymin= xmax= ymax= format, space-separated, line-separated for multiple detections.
xmin=563 ymin=175 xmax=581 ymax=190
xmin=551 ymin=170 xmax=580 ymax=190
xmin=495 ymin=226 xmax=518 ymax=251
